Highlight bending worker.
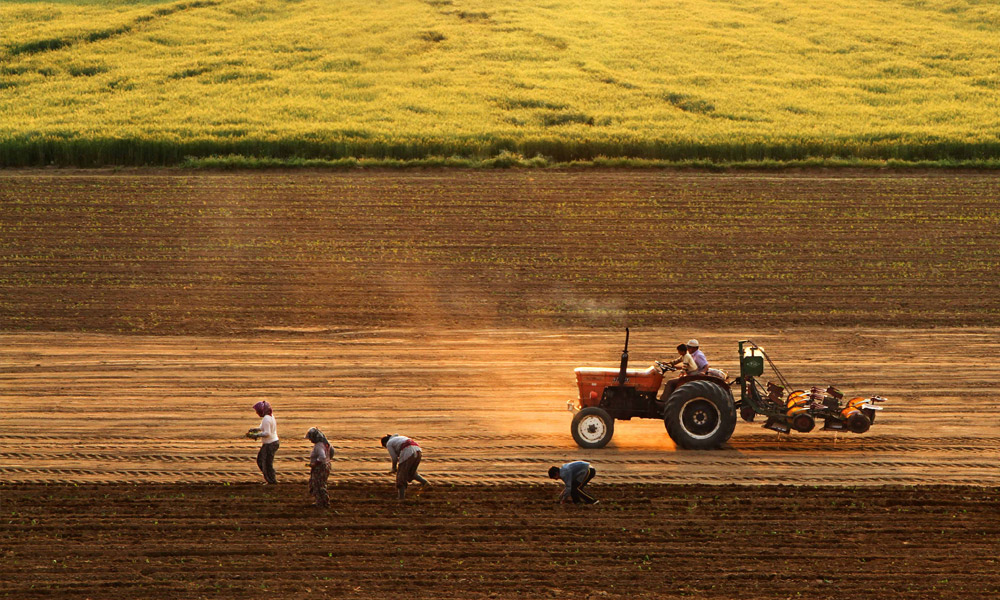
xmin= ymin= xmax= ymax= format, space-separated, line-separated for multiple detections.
xmin=381 ymin=434 xmax=429 ymax=500
xmin=548 ymin=460 xmax=598 ymax=504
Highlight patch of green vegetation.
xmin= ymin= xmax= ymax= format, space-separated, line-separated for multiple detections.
xmin=1 ymin=0 xmax=999 ymax=166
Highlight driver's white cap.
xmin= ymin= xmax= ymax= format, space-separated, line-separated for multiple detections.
xmin=686 ymin=339 xmax=699 ymax=347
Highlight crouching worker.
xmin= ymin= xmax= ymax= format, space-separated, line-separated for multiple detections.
xmin=305 ymin=427 xmax=333 ymax=508
xmin=381 ymin=434 xmax=429 ymax=500
xmin=548 ymin=461 xmax=598 ymax=505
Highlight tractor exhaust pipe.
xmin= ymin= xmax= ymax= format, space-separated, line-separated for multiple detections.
xmin=612 ymin=328 xmax=630 ymax=406
xmin=616 ymin=327 xmax=629 ymax=384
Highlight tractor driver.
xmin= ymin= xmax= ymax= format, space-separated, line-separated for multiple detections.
xmin=661 ymin=340 xmax=710 ymax=400
xmin=667 ymin=343 xmax=698 ymax=375
xmin=686 ymin=339 xmax=709 ymax=375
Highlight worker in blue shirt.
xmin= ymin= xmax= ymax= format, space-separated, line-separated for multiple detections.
xmin=548 ymin=461 xmax=598 ymax=504
xmin=687 ymin=339 xmax=709 ymax=375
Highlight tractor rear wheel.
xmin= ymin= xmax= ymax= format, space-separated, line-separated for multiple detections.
xmin=664 ymin=380 xmax=737 ymax=450
xmin=571 ymin=407 xmax=614 ymax=449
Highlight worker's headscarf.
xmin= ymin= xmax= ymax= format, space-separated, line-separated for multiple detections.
xmin=306 ymin=427 xmax=332 ymax=459
xmin=252 ymin=401 xmax=272 ymax=417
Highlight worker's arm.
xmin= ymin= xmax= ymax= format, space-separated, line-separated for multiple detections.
xmin=558 ymin=477 xmax=572 ymax=503
xmin=388 ymin=444 xmax=398 ymax=473
xmin=667 ymin=356 xmax=683 ymax=366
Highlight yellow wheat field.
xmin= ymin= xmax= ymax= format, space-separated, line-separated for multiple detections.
xmin=2 ymin=0 xmax=999 ymax=165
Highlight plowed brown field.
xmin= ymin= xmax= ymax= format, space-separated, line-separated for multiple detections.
xmin=4 ymin=484 xmax=1000 ymax=600
xmin=2 ymin=170 xmax=998 ymax=332
xmin=3 ymin=327 xmax=1000 ymax=486
xmin=2 ymin=171 xmax=999 ymax=598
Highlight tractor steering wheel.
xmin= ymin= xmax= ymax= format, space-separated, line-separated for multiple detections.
xmin=655 ymin=360 xmax=677 ymax=372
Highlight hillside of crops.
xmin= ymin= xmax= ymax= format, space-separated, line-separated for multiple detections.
xmin=2 ymin=0 xmax=999 ymax=167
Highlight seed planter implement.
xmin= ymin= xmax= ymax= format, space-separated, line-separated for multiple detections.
xmin=736 ymin=340 xmax=886 ymax=435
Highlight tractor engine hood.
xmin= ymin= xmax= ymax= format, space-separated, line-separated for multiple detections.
xmin=574 ymin=365 xmax=664 ymax=398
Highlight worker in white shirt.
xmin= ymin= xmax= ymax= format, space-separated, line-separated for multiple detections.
xmin=667 ymin=343 xmax=698 ymax=375
xmin=380 ymin=434 xmax=429 ymax=500
xmin=247 ymin=401 xmax=279 ymax=484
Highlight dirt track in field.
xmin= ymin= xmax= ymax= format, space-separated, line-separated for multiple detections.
xmin=4 ymin=483 xmax=999 ymax=600
xmin=3 ymin=327 xmax=999 ymax=486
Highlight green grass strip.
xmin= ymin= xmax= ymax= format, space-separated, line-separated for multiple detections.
xmin=177 ymin=154 xmax=1000 ymax=170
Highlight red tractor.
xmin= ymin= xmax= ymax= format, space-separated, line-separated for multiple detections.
xmin=568 ymin=329 xmax=885 ymax=449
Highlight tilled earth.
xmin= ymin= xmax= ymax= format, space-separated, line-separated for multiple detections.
xmin=1 ymin=170 xmax=998 ymax=333
xmin=4 ymin=483 xmax=999 ymax=600
xmin=3 ymin=170 xmax=1000 ymax=598
xmin=3 ymin=327 xmax=999 ymax=486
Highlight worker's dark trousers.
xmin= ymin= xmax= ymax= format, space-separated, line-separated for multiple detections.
xmin=571 ymin=468 xmax=598 ymax=504
xmin=257 ymin=441 xmax=279 ymax=484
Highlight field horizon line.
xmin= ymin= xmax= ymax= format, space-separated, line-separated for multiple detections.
xmin=4 ymin=154 xmax=999 ymax=171
xmin=3 ymin=137 xmax=1000 ymax=170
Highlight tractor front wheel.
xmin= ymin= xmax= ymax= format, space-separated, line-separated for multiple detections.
xmin=664 ymin=380 xmax=737 ymax=450
xmin=571 ymin=407 xmax=615 ymax=449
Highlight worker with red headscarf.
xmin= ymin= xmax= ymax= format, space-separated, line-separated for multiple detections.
xmin=247 ymin=401 xmax=279 ymax=484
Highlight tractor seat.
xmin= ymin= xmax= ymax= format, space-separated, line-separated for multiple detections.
xmin=707 ymin=368 xmax=728 ymax=380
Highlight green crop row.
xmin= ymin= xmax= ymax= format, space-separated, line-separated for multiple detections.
xmin=3 ymin=137 xmax=1000 ymax=168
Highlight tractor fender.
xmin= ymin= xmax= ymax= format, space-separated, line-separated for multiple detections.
xmin=660 ymin=374 xmax=734 ymax=412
